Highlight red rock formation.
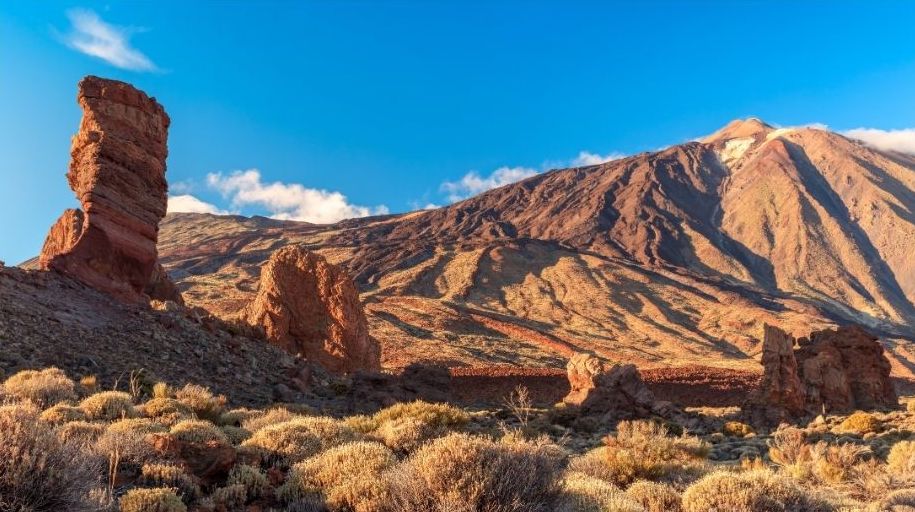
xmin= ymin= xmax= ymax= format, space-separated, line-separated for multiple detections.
xmin=242 ymin=245 xmax=381 ymax=374
xmin=745 ymin=324 xmax=897 ymax=425
xmin=562 ymin=352 xmax=655 ymax=421
xmin=39 ymin=76 xmax=172 ymax=303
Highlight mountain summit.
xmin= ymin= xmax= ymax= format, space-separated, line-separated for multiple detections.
xmin=159 ymin=119 xmax=915 ymax=374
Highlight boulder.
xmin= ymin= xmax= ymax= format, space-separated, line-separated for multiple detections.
xmin=562 ymin=352 xmax=655 ymax=422
xmin=744 ymin=324 xmax=897 ymax=426
xmin=38 ymin=76 xmax=175 ymax=303
xmin=242 ymin=245 xmax=381 ymax=374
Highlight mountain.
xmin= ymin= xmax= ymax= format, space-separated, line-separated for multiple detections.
xmin=158 ymin=119 xmax=915 ymax=376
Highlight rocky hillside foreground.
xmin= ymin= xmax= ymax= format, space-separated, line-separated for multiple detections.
xmin=160 ymin=118 xmax=915 ymax=374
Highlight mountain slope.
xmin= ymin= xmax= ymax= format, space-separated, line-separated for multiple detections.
xmin=158 ymin=119 xmax=915 ymax=374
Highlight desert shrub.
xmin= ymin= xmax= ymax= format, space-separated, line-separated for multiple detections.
xmin=768 ymin=427 xmax=811 ymax=467
xmin=888 ymin=440 xmax=915 ymax=474
xmin=722 ymin=421 xmax=755 ymax=438
xmin=626 ymin=480 xmax=681 ymax=512
xmin=597 ymin=420 xmax=709 ymax=486
xmin=140 ymin=463 xmax=201 ymax=504
xmin=869 ymin=488 xmax=915 ymax=511
xmin=175 ymin=384 xmax=225 ymax=422
xmin=240 ymin=407 xmax=301 ymax=432
xmin=2 ymin=367 xmax=76 ymax=406
xmin=838 ymin=411 xmax=881 ymax=434
xmin=40 ymin=402 xmax=88 ymax=424
xmin=79 ymin=390 xmax=137 ymax=420
xmin=55 ymin=420 xmax=107 ymax=443
xmin=212 ymin=484 xmax=248 ymax=508
xmin=681 ymin=469 xmax=832 ymax=512
xmin=907 ymin=401 xmax=915 ymax=414
xmin=169 ymin=419 xmax=229 ymax=444
xmin=152 ymin=382 xmax=173 ymax=399
xmin=220 ymin=407 xmax=260 ymax=426
xmin=222 ymin=425 xmax=252 ymax=444
xmin=555 ymin=472 xmax=643 ymax=512
xmin=279 ymin=441 xmax=396 ymax=510
xmin=94 ymin=425 xmax=155 ymax=485
xmin=140 ymin=397 xmax=192 ymax=421
xmin=107 ymin=417 xmax=169 ymax=435
xmin=226 ymin=464 xmax=269 ymax=500
xmin=810 ymin=441 xmax=870 ymax=484
xmin=241 ymin=416 xmax=357 ymax=466
xmin=119 ymin=487 xmax=187 ymax=512
xmin=79 ymin=375 xmax=98 ymax=395
xmin=364 ymin=401 xmax=470 ymax=453
xmin=0 ymin=402 xmax=103 ymax=511
xmin=383 ymin=432 xmax=564 ymax=512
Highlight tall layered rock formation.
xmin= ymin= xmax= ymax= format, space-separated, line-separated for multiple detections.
xmin=242 ymin=245 xmax=381 ymax=374
xmin=39 ymin=76 xmax=176 ymax=303
xmin=745 ymin=324 xmax=897 ymax=425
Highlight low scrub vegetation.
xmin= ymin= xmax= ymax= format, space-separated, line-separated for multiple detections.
xmin=6 ymin=366 xmax=915 ymax=510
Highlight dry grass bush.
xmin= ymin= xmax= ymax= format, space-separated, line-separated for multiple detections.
xmin=241 ymin=416 xmax=358 ymax=466
xmin=2 ymin=367 xmax=76 ymax=406
xmin=152 ymin=382 xmax=173 ymax=399
xmin=56 ymin=420 xmax=107 ymax=444
xmin=809 ymin=441 xmax=871 ymax=484
xmin=169 ymin=419 xmax=229 ymax=444
xmin=888 ymin=440 xmax=915 ymax=474
xmin=597 ymin=420 xmax=709 ymax=486
xmin=220 ymin=407 xmax=260 ymax=427
xmin=222 ymin=425 xmax=252 ymax=445
xmin=119 ymin=487 xmax=188 ymax=512
xmin=94 ymin=425 xmax=156 ymax=490
xmin=681 ymin=469 xmax=833 ymax=512
xmin=80 ymin=390 xmax=137 ymax=420
xmin=351 ymin=401 xmax=471 ymax=453
xmin=240 ymin=407 xmax=301 ymax=432
xmin=383 ymin=432 xmax=564 ymax=512
xmin=278 ymin=441 xmax=396 ymax=510
xmin=174 ymin=384 xmax=226 ymax=422
xmin=212 ymin=484 xmax=248 ymax=509
xmin=40 ymin=402 xmax=88 ymax=424
xmin=226 ymin=464 xmax=269 ymax=500
xmin=867 ymin=488 xmax=915 ymax=511
xmin=838 ymin=411 xmax=882 ymax=434
xmin=554 ymin=472 xmax=643 ymax=512
xmin=140 ymin=397 xmax=193 ymax=422
xmin=722 ymin=421 xmax=755 ymax=438
xmin=79 ymin=375 xmax=98 ymax=395
xmin=140 ymin=463 xmax=202 ymax=504
xmin=626 ymin=480 xmax=682 ymax=512
xmin=107 ymin=417 xmax=169 ymax=435
xmin=0 ymin=402 xmax=103 ymax=511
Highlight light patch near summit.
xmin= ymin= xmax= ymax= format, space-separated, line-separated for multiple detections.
xmin=715 ymin=136 xmax=755 ymax=167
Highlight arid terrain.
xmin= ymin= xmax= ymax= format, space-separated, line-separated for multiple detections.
xmin=156 ymin=118 xmax=915 ymax=379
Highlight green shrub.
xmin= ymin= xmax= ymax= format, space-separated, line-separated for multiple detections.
xmin=226 ymin=464 xmax=270 ymax=500
xmin=119 ymin=487 xmax=187 ymax=512
xmin=79 ymin=391 xmax=137 ymax=420
xmin=212 ymin=484 xmax=247 ymax=509
xmin=0 ymin=402 xmax=103 ymax=511
xmin=352 ymin=400 xmax=470 ymax=453
xmin=2 ymin=367 xmax=76 ymax=406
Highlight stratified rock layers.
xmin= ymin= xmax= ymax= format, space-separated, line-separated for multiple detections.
xmin=242 ymin=245 xmax=381 ymax=374
xmin=39 ymin=76 xmax=171 ymax=302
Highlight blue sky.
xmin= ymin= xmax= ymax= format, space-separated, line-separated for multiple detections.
xmin=2 ymin=1 xmax=915 ymax=264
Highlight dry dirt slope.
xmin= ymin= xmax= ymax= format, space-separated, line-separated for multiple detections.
xmin=158 ymin=119 xmax=915 ymax=375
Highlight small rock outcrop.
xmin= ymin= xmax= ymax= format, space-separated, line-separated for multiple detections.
xmin=39 ymin=76 xmax=175 ymax=303
xmin=242 ymin=245 xmax=381 ymax=374
xmin=745 ymin=324 xmax=897 ymax=425
xmin=562 ymin=352 xmax=656 ymax=422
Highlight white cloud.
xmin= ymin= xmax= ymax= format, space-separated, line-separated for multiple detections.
xmin=63 ymin=9 xmax=157 ymax=71
xmin=843 ymin=128 xmax=915 ymax=155
xmin=440 ymin=166 xmax=538 ymax=202
xmin=571 ymin=151 xmax=624 ymax=166
xmin=167 ymin=194 xmax=226 ymax=215
xmin=206 ymin=169 xmax=388 ymax=224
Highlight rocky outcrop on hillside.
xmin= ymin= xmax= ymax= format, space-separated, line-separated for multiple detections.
xmin=562 ymin=352 xmax=656 ymax=422
xmin=745 ymin=324 xmax=897 ymax=425
xmin=39 ymin=76 xmax=175 ymax=303
xmin=242 ymin=245 xmax=381 ymax=374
